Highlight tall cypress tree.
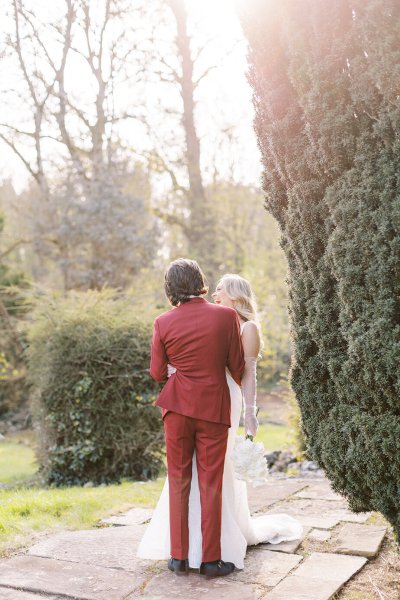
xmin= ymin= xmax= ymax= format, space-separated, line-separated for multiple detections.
xmin=240 ymin=0 xmax=400 ymax=537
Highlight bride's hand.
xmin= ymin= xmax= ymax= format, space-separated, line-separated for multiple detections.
xmin=167 ymin=363 xmax=177 ymax=378
xmin=244 ymin=410 xmax=259 ymax=438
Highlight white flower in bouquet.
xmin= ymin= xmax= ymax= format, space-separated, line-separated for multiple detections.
xmin=232 ymin=435 xmax=269 ymax=487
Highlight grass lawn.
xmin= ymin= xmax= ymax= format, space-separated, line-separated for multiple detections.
xmin=0 ymin=477 xmax=165 ymax=557
xmin=0 ymin=442 xmax=38 ymax=487
xmin=238 ymin=422 xmax=294 ymax=452
xmin=0 ymin=436 xmax=165 ymax=556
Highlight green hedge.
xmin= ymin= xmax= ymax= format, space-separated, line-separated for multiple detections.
xmin=28 ymin=291 xmax=164 ymax=486
xmin=241 ymin=0 xmax=400 ymax=538
xmin=0 ymin=211 xmax=31 ymax=416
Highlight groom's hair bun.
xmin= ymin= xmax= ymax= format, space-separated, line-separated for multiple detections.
xmin=164 ymin=258 xmax=208 ymax=306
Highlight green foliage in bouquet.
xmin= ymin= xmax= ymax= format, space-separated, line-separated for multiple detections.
xmin=240 ymin=0 xmax=400 ymax=538
xmin=28 ymin=290 xmax=164 ymax=486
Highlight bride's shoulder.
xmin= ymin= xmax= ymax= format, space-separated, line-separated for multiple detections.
xmin=241 ymin=321 xmax=260 ymax=342
xmin=241 ymin=321 xmax=261 ymax=356
xmin=240 ymin=320 xmax=258 ymax=333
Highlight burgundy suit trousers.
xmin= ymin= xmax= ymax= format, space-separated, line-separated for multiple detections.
xmin=163 ymin=411 xmax=229 ymax=563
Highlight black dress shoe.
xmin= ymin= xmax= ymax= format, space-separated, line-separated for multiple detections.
xmin=199 ymin=559 xmax=235 ymax=579
xmin=168 ymin=558 xmax=189 ymax=576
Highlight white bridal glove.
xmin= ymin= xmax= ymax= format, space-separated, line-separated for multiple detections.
xmin=242 ymin=356 xmax=259 ymax=437
xmin=167 ymin=363 xmax=176 ymax=378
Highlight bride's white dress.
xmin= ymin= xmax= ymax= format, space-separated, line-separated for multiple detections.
xmin=137 ymin=324 xmax=303 ymax=569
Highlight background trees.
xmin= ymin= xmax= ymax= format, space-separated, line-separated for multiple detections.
xmin=1 ymin=0 xmax=158 ymax=289
xmin=0 ymin=0 xmax=292 ymax=420
xmin=0 ymin=0 xmax=268 ymax=290
xmin=0 ymin=0 xmax=289 ymax=303
xmin=240 ymin=0 xmax=400 ymax=536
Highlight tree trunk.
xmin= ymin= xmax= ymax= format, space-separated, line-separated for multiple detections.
xmin=167 ymin=0 xmax=219 ymax=288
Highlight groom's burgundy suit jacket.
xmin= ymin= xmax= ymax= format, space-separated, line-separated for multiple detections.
xmin=150 ymin=296 xmax=245 ymax=427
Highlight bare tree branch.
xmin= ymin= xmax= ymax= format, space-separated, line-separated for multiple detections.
xmin=0 ymin=133 xmax=39 ymax=182
xmin=12 ymin=0 xmax=39 ymax=106
xmin=53 ymin=0 xmax=89 ymax=179
xmin=0 ymin=235 xmax=59 ymax=261
xmin=0 ymin=124 xmax=36 ymax=138
xmin=193 ymin=64 xmax=218 ymax=89
xmin=82 ymin=1 xmax=98 ymax=78
xmin=98 ymin=0 xmax=111 ymax=71
xmin=20 ymin=6 xmax=58 ymax=73
xmin=153 ymin=207 xmax=188 ymax=235
xmin=63 ymin=98 xmax=93 ymax=131
xmin=155 ymin=54 xmax=181 ymax=83
xmin=146 ymin=150 xmax=187 ymax=195
xmin=0 ymin=123 xmax=63 ymax=144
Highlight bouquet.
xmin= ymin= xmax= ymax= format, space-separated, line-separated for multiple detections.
xmin=232 ymin=434 xmax=269 ymax=487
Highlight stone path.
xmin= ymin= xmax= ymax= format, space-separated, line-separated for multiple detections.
xmin=0 ymin=476 xmax=387 ymax=600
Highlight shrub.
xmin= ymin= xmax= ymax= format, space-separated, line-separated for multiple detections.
xmin=28 ymin=290 xmax=164 ymax=486
xmin=0 ymin=309 xmax=29 ymax=418
xmin=0 ymin=212 xmax=31 ymax=417
xmin=241 ymin=0 xmax=400 ymax=538
xmin=0 ymin=349 xmax=27 ymax=419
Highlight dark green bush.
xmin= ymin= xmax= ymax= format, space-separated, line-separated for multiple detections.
xmin=28 ymin=290 xmax=164 ymax=486
xmin=0 ymin=303 xmax=30 ymax=418
xmin=241 ymin=0 xmax=400 ymax=538
xmin=0 ymin=211 xmax=31 ymax=417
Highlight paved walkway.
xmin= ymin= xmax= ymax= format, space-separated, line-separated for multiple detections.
xmin=0 ymin=477 xmax=387 ymax=600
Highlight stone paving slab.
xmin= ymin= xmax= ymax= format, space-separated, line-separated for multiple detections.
xmin=294 ymin=483 xmax=343 ymax=502
xmin=271 ymin=497 xmax=347 ymax=513
xmin=247 ymin=481 xmax=308 ymax=512
xmin=293 ymin=552 xmax=368 ymax=581
xmin=326 ymin=509 xmax=371 ymax=523
xmin=101 ymin=507 xmax=154 ymax=527
xmin=262 ymin=575 xmax=348 ymax=600
xmin=295 ymin=515 xmax=339 ymax=529
xmin=141 ymin=571 xmax=261 ymax=600
xmin=268 ymin=512 xmax=339 ymax=530
xmin=236 ymin=548 xmax=302 ymax=586
xmin=261 ymin=527 xmax=311 ymax=553
xmin=267 ymin=497 xmax=370 ymax=525
xmin=0 ymin=589 xmax=60 ymax=599
xmin=308 ymin=528 xmax=332 ymax=542
xmin=262 ymin=552 xmax=367 ymax=600
xmin=0 ymin=556 xmax=139 ymax=600
xmin=333 ymin=523 xmax=386 ymax=558
xmin=28 ymin=525 xmax=147 ymax=573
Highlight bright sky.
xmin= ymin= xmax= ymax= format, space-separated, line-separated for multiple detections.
xmin=0 ymin=0 xmax=261 ymax=193
xmin=187 ymin=0 xmax=261 ymax=185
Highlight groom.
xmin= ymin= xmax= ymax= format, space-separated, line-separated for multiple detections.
xmin=150 ymin=258 xmax=245 ymax=578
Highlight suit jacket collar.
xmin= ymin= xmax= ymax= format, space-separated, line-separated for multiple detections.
xmin=179 ymin=296 xmax=207 ymax=306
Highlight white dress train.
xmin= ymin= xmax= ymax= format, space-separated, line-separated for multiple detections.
xmin=137 ymin=327 xmax=303 ymax=569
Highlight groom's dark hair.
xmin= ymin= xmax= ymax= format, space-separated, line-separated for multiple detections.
xmin=164 ymin=258 xmax=208 ymax=306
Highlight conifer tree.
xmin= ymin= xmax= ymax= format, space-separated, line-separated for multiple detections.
xmin=240 ymin=0 xmax=400 ymax=537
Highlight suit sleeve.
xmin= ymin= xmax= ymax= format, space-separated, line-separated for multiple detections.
xmin=227 ymin=312 xmax=245 ymax=386
xmin=150 ymin=319 xmax=168 ymax=383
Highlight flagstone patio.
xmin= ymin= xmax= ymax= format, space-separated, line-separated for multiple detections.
xmin=0 ymin=476 xmax=388 ymax=600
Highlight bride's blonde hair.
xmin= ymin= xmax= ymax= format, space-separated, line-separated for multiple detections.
xmin=219 ymin=274 xmax=264 ymax=356
xmin=218 ymin=274 xmax=260 ymax=327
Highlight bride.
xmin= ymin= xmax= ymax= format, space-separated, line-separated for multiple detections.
xmin=137 ymin=274 xmax=302 ymax=569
